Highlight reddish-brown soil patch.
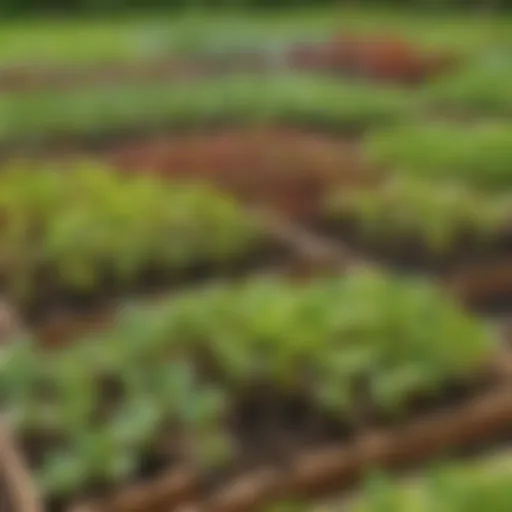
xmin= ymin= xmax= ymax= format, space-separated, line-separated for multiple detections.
xmin=105 ymin=128 xmax=376 ymax=220
xmin=289 ymin=33 xmax=458 ymax=85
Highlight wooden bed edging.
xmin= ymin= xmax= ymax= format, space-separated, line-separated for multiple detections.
xmin=0 ymin=421 xmax=43 ymax=512
xmin=70 ymin=381 xmax=512 ymax=512
xmin=172 ymin=385 xmax=512 ymax=512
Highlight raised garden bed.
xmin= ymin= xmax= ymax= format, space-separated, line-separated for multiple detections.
xmin=1 ymin=270 xmax=511 ymax=511
xmin=425 ymin=65 xmax=512 ymax=118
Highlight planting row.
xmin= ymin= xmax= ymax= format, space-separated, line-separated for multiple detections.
xmin=0 ymin=158 xmax=510 ymax=318
xmin=0 ymin=70 xmax=512 ymax=151
xmin=0 ymin=270 xmax=506 ymax=510
xmin=0 ymin=32 xmax=458 ymax=92
xmin=0 ymin=76 xmax=413 ymax=148
xmin=0 ymin=163 xmax=270 ymax=316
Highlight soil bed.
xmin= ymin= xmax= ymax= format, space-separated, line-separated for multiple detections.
xmin=42 ymin=128 xmax=376 ymax=223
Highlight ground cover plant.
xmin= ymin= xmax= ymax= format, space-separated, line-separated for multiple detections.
xmin=425 ymin=64 xmax=512 ymax=117
xmin=0 ymin=75 xmax=414 ymax=147
xmin=0 ymin=270 xmax=499 ymax=509
xmin=365 ymin=123 xmax=512 ymax=190
xmin=325 ymin=176 xmax=512 ymax=256
xmin=0 ymin=162 xmax=264 ymax=312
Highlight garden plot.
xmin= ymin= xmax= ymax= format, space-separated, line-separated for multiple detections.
xmin=0 ymin=30 xmax=458 ymax=93
xmin=0 ymin=75 xmax=415 ymax=151
xmin=1 ymin=270 xmax=511 ymax=511
xmin=104 ymin=128 xmax=374 ymax=221
xmin=0 ymin=163 xmax=323 ymax=322
xmin=1 ymin=14 xmax=512 ymax=512
xmin=316 ymin=123 xmax=512 ymax=308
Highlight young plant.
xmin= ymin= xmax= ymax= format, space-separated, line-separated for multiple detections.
xmin=0 ymin=162 xmax=261 ymax=301
xmin=0 ymin=75 xmax=413 ymax=144
xmin=425 ymin=64 xmax=512 ymax=116
xmin=326 ymin=176 xmax=512 ymax=254
xmin=366 ymin=122 xmax=512 ymax=190
xmin=1 ymin=271 xmax=497 ymax=503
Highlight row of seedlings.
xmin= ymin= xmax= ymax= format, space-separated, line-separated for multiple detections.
xmin=317 ymin=122 xmax=512 ymax=309
xmin=1 ymin=269 xmax=511 ymax=510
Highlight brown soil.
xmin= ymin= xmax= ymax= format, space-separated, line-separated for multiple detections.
xmin=0 ymin=58 xmax=240 ymax=93
xmin=104 ymin=128 xmax=376 ymax=221
xmin=448 ymin=257 xmax=512 ymax=310
xmin=290 ymin=33 xmax=459 ymax=85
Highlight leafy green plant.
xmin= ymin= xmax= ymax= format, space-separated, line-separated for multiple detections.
xmin=425 ymin=64 xmax=512 ymax=116
xmin=0 ymin=162 xmax=261 ymax=301
xmin=0 ymin=75 xmax=413 ymax=144
xmin=0 ymin=270 xmax=497 ymax=502
xmin=366 ymin=122 xmax=512 ymax=190
xmin=326 ymin=176 xmax=512 ymax=254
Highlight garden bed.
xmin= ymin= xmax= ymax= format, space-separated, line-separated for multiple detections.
xmin=0 ymin=32 xmax=457 ymax=93
xmin=316 ymin=123 xmax=512 ymax=307
xmin=0 ymin=163 xmax=335 ymax=323
xmin=0 ymin=75 xmax=414 ymax=152
xmin=1 ymin=271 xmax=510 ymax=511
xmin=104 ymin=128 xmax=376 ymax=221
